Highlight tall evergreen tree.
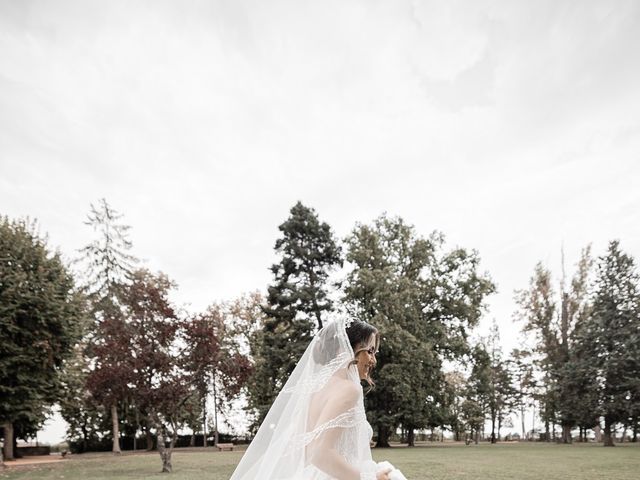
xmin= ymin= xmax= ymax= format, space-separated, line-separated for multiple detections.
xmin=585 ymin=241 xmax=640 ymax=446
xmin=78 ymin=199 xmax=137 ymax=454
xmin=247 ymin=202 xmax=342 ymax=425
xmin=463 ymin=344 xmax=492 ymax=444
xmin=0 ymin=217 xmax=84 ymax=460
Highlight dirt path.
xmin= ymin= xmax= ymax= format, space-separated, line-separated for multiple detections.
xmin=4 ymin=455 xmax=66 ymax=468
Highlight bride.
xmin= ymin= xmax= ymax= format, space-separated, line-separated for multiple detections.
xmin=230 ymin=317 xmax=392 ymax=480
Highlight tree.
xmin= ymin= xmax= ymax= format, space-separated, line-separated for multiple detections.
xmin=514 ymin=262 xmax=557 ymax=440
xmin=584 ymin=241 xmax=640 ymax=446
xmin=77 ymin=198 xmax=137 ymax=300
xmin=247 ymin=202 xmax=342 ymax=425
xmin=485 ymin=322 xmax=516 ymax=443
xmin=514 ymin=247 xmax=593 ymax=443
xmin=182 ymin=302 xmax=253 ymax=447
xmin=508 ymin=348 xmax=536 ymax=440
xmin=343 ymin=215 xmax=438 ymax=447
xmin=124 ymin=269 xmax=190 ymax=472
xmin=343 ymin=214 xmax=495 ymax=447
xmin=0 ymin=217 xmax=83 ymax=460
xmin=463 ymin=344 xmax=492 ymax=444
xmin=59 ymin=343 xmax=108 ymax=453
xmin=442 ymin=371 xmax=467 ymax=441
xmin=263 ymin=201 xmax=342 ymax=331
xmin=79 ymin=199 xmax=137 ymax=455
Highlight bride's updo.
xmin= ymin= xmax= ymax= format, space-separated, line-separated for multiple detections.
xmin=345 ymin=320 xmax=378 ymax=353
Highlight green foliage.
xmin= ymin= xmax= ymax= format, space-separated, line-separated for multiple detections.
xmin=59 ymin=343 xmax=110 ymax=452
xmin=484 ymin=322 xmax=517 ymax=442
xmin=581 ymin=241 xmax=640 ymax=445
xmin=77 ymin=198 xmax=137 ymax=301
xmin=514 ymin=247 xmax=593 ymax=442
xmin=263 ymin=201 xmax=342 ymax=330
xmin=508 ymin=348 xmax=536 ymax=439
xmin=343 ymin=214 xmax=495 ymax=446
xmin=247 ymin=202 xmax=342 ymax=426
xmin=0 ymin=216 xmax=84 ymax=439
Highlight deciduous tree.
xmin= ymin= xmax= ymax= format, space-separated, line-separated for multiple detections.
xmin=0 ymin=217 xmax=83 ymax=460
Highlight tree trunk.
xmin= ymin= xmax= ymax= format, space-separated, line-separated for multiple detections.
xmin=594 ymin=424 xmax=602 ymax=442
xmin=2 ymin=423 xmax=14 ymax=461
xmin=146 ymin=428 xmax=155 ymax=451
xmin=490 ymin=415 xmax=496 ymax=443
xmin=81 ymin=423 xmax=89 ymax=453
xmin=376 ymin=426 xmax=391 ymax=448
xmin=562 ymin=424 xmax=572 ymax=444
xmin=603 ymin=418 xmax=615 ymax=447
xmin=190 ymin=433 xmax=195 ymax=447
xmin=134 ymin=409 xmax=139 ymax=452
xmin=157 ymin=433 xmax=172 ymax=473
xmin=156 ymin=423 xmax=178 ymax=473
xmin=202 ymin=390 xmax=207 ymax=447
xmin=531 ymin=403 xmax=536 ymax=441
xmin=632 ymin=419 xmax=638 ymax=443
xmin=544 ymin=418 xmax=550 ymax=442
xmin=521 ymin=405 xmax=526 ymax=440
xmin=407 ymin=428 xmax=415 ymax=447
xmin=213 ymin=378 xmax=220 ymax=448
xmin=111 ymin=404 xmax=122 ymax=454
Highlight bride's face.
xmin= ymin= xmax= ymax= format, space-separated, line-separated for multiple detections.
xmin=354 ymin=333 xmax=378 ymax=381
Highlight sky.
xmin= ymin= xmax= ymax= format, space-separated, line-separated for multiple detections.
xmin=2 ymin=0 xmax=640 ymax=443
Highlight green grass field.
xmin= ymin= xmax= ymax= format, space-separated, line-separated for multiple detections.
xmin=2 ymin=442 xmax=639 ymax=480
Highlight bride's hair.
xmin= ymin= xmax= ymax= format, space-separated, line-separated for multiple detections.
xmin=346 ymin=320 xmax=378 ymax=390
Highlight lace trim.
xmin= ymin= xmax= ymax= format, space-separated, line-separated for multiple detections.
xmin=285 ymin=405 xmax=366 ymax=454
xmin=282 ymin=351 xmax=352 ymax=395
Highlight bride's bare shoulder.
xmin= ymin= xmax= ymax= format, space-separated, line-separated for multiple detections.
xmin=325 ymin=375 xmax=360 ymax=409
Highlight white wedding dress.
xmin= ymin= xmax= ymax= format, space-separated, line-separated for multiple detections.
xmin=230 ymin=318 xmax=378 ymax=480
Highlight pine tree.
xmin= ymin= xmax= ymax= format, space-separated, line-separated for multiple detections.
xmin=463 ymin=344 xmax=492 ymax=444
xmin=247 ymin=202 xmax=342 ymax=425
xmin=79 ymin=199 xmax=137 ymax=455
xmin=586 ymin=241 xmax=640 ymax=446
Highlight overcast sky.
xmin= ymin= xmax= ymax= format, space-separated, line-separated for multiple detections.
xmin=2 ymin=0 xmax=640 ymax=442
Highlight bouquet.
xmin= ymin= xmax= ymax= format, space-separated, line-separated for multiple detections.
xmin=376 ymin=461 xmax=408 ymax=480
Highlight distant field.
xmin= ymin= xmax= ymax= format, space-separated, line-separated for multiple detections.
xmin=2 ymin=442 xmax=639 ymax=480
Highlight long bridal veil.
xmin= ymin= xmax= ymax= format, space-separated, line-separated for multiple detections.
xmin=230 ymin=317 xmax=377 ymax=480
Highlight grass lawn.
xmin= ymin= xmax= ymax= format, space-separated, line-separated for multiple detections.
xmin=2 ymin=442 xmax=639 ymax=480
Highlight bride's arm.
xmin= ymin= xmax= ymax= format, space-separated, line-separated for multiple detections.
xmin=307 ymin=383 xmax=375 ymax=480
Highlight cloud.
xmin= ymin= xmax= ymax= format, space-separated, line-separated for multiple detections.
xmin=0 ymin=0 xmax=639 ymax=350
